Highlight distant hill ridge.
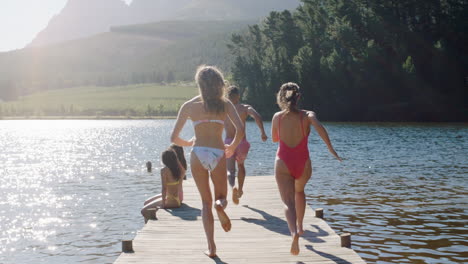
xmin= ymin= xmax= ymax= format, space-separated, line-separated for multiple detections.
xmin=0 ymin=20 xmax=252 ymax=101
xmin=29 ymin=0 xmax=301 ymax=47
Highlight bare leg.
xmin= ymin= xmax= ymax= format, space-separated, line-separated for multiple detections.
xmin=191 ymin=153 xmax=216 ymax=257
xmin=227 ymin=156 xmax=236 ymax=188
xmin=226 ymin=156 xmax=239 ymax=205
xmin=143 ymin=194 xmax=162 ymax=205
xmin=141 ymin=198 xmax=162 ymax=223
xmin=237 ymin=161 xmax=246 ymax=198
xmin=295 ymin=160 xmax=312 ymax=236
xmin=211 ymin=155 xmax=231 ymax=232
xmin=295 ymin=191 xmax=306 ymax=235
xmin=275 ymin=158 xmax=299 ymax=255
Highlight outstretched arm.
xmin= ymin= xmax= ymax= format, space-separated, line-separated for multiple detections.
xmin=225 ymin=101 xmax=245 ymax=157
xmin=170 ymin=102 xmax=193 ymax=147
xmin=308 ymin=111 xmax=342 ymax=161
xmin=247 ymin=106 xmax=267 ymax=142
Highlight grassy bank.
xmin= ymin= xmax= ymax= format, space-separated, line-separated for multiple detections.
xmin=0 ymin=83 xmax=198 ymax=117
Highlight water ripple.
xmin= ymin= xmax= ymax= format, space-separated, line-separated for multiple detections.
xmin=0 ymin=120 xmax=467 ymax=263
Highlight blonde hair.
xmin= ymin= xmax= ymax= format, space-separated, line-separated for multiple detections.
xmin=277 ymin=82 xmax=300 ymax=112
xmin=195 ymin=65 xmax=226 ymax=113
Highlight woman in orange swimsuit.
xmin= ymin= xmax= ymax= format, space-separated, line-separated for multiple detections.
xmin=141 ymin=148 xmax=185 ymax=223
xmin=271 ymin=82 xmax=342 ymax=255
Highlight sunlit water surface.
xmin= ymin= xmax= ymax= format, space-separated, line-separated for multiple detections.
xmin=0 ymin=120 xmax=466 ymax=263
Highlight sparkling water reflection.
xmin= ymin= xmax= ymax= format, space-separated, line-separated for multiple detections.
xmin=0 ymin=120 xmax=466 ymax=263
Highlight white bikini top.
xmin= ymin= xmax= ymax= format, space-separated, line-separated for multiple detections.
xmin=192 ymin=119 xmax=224 ymax=127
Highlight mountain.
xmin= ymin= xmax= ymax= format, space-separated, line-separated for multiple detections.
xmin=28 ymin=0 xmax=301 ymax=47
xmin=30 ymin=0 xmax=132 ymax=47
xmin=0 ymin=20 xmax=252 ymax=100
xmin=174 ymin=0 xmax=301 ymax=20
xmin=127 ymin=0 xmax=192 ymax=24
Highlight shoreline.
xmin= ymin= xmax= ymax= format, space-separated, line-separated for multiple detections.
xmin=1 ymin=116 xmax=467 ymax=124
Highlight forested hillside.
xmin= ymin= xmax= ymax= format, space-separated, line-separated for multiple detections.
xmin=229 ymin=0 xmax=467 ymax=121
xmin=0 ymin=20 xmax=251 ymax=101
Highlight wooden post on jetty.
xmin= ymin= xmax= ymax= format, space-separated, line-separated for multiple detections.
xmin=122 ymin=240 xmax=133 ymax=253
xmin=341 ymin=233 xmax=352 ymax=248
xmin=315 ymin=208 xmax=324 ymax=219
xmin=114 ymin=176 xmax=365 ymax=263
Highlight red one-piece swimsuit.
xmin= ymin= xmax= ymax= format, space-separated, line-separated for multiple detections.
xmin=277 ymin=112 xmax=310 ymax=179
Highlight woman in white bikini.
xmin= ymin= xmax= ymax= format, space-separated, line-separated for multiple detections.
xmin=171 ymin=65 xmax=244 ymax=258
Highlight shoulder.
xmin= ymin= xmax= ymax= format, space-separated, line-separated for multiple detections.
xmin=272 ymin=111 xmax=284 ymax=122
xmin=243 ymin=104 xmax=253 ymax=111
xmin=180 ymin=96 xmax=201 ymax=112
xmin=161 ymin=167 xmax=169 ymax=177
xmin=273 ymin=111 xmax=284 ymax=117
xmin=303 ymin=110 xmax=319 ymax=124
xmin=304 ymin=110 xmax=316 ymax=118
xmin=186 ymin=96 xmax=201 ymax=105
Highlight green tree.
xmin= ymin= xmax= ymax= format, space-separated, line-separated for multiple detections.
xmin=229 ymin=0 xmax=467 ymax=121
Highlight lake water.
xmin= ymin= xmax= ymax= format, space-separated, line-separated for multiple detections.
xmin=0 ymin=120 xmax=466 ymax=264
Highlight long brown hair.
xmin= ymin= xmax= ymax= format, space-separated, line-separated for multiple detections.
xmin=195 ymin=65 xmax=226 ymax=113
xmin=169 ymin=144 xmax=187 ymax=170
xmin=277 ymin=82 xmax=301 ymax=113
xmin=161 ymin=149 xmax=181 ymax=181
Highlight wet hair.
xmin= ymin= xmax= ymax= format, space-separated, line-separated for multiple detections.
xmin=169 ymin=144 xmax=187 ymax=170
xmin=161 ymin=149 xmax=182 ymax=181
xmin=195 ymin=65 xmax=226 ymax=113
xmin=277 ymin=82 xmax=301 ymax=112
xmin=227 ymin=85 xmax=240 ymax=99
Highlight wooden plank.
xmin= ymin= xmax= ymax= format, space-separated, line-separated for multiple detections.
xmin=114 ymin=175 xmax=366 ymax=263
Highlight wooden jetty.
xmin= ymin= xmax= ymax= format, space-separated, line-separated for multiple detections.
xmin=114 ymin=175 xmax=366 ymax=263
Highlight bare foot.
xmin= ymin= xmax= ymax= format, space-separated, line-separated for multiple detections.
xmin=290 ymin=233 xmax=300 ymax=255
xmin=204 ymin=241 xmax=216 ymax=258
xmin=238 ymin=189 xmax=243 ymax=198
xmin=204 ymin=242 xmax=217 ymax=258
xmin=232 ymin=187 xmax=239 ymax=205
xmin=215 ymin=199 xmax=231 ymax=232
xmin=204 ymin=250 xmax=217 ymax=258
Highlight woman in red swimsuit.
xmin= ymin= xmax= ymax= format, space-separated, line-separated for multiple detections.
xmin=271 ymin=82 xmax=342 ymax=255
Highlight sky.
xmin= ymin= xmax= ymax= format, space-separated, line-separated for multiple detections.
xmin=0 ymin=0 xmax=133 ymax=52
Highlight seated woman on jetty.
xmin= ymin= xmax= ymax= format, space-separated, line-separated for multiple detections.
xmin=170 ymin=65 xmax=244 ymax=258
xmin=141 ymin=148 xmax=186 ymax=223
xmin=272 ymin=82 xmax=341 ymax=255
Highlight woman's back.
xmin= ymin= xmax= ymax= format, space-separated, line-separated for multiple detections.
xmin=277 ymin=110 xmax=310 ymax=148
xmin=188 ymin=97 xmax=228 ymax=149
xmin=163 ymin=167 xmax=181 ymax=194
